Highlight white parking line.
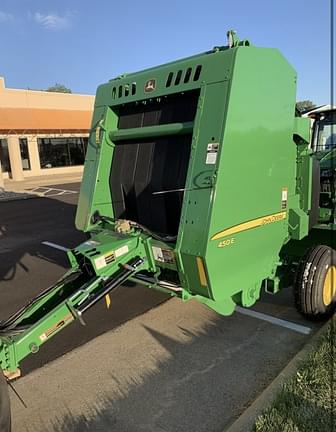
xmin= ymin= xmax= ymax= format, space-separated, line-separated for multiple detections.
xmin=28 ymin=187 xmax=78 ymax=197
xmin=42 ymin=241 xmax=69 ymax=252
xmin=236 ymin=306 xmax=311 ymax=335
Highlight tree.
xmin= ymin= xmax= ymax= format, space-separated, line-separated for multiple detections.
xmin=296 ymin=100 xmax=316 ymax=113
xmin=46 ymin=83 xmax=72 ymax=93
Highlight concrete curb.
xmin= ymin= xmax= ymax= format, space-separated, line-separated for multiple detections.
xmin=224 ymin=317 xmax=333 ymax=432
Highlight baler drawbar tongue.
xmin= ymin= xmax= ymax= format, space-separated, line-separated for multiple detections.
xmin=0 ymin=236 xmax=148 ymax=374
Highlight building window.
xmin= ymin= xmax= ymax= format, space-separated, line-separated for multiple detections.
xmin=37 ymin=137 xmax=88 ymax=169
xmin=19 ymin=138 xmax=31 ymax=170
xmin=0 ymin=139 xmax=10 ymax=173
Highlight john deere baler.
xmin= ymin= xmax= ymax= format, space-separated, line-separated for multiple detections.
xmin=0 ymin=31 xmax=335 ymax=431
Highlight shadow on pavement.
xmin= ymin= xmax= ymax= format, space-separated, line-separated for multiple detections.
xmin=0 ymin=197 xmax=84 ymax=312
xmin=46 ymin=315 xmax=311 ymax=432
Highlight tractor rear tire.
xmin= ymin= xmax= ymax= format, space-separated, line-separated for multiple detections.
xmin=0 ymin=371 xmax=11 ymax=432
xmin=295 ymin=245 xmax=336 ymax=320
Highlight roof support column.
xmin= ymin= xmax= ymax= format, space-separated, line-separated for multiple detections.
xmin=0 ymin=161 xmax=4 ymax=189
xmin=27 ymin=135 xmax=41 ymax=175
xmin=7 ymin=135 xmax=24 ymax=181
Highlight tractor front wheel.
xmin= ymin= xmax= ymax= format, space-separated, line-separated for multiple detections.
xmin=295 ymin=245 xmax=336 ymax=320
xmin=0 ymin=371 xmax=11 ymax=432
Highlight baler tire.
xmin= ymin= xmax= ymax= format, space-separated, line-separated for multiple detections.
xmin=294 ymin=245 xmax=336 ymax=320
xmin=0 ymin=371 xmax=11 ymax=432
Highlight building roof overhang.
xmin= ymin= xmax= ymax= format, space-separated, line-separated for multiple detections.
xmin=0 ymin=108 xmax=92 ymax=133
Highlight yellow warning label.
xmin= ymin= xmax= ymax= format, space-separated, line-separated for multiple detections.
xmin=39 ymin=313 xmax=73 ymax=342
xmin=196 ymin=256 xmax=207 ymax=287
xmin=105 ymin=294 xmax=111 ymax=309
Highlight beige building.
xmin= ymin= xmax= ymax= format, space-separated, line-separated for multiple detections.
xmin=0 ymin=77 xmax=94 ymax=187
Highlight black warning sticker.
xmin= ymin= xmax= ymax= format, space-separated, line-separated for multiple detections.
xmin=95 ymin=251 xmax=116 ymax=269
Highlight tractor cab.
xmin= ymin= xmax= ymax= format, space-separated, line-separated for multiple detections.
xmin=307 ymin=107 xmax=336 ymax=224
xmin=310 ymin=107 xmax=336 ymax=157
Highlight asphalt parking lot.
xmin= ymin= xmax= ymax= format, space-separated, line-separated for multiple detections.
xmin=1 ymin=183 xmax=323 ymax=431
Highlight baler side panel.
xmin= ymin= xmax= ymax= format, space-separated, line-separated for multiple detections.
xmin=206 ymin=47 xmax=297 ymax=305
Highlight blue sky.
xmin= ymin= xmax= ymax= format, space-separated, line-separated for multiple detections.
xmin=0 ymin=0 xmax=333 ymax=104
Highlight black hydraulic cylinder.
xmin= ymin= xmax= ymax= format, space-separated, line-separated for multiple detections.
xmin=76 ymin=257 xmax=143 ymax=314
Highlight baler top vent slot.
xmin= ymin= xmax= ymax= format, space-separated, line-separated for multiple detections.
xmin=166 ymin=72 xmax=174 ymax=87
xmin=184 ymin=67 xmax=192 ymax=83
xmin=175 ymin=70 xmax=182 ymax=86
xmin=112 ymin=82 xmax=137 ymax=100
xmin=193 ymin=65 xmax=202 ymax=81
xmin=165 ymin=65 xmax=202 ymax=88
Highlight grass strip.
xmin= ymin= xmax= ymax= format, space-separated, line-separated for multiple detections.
xmin=253 ymin=319 xmax=335 ymax=432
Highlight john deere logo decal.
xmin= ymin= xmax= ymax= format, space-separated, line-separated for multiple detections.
xmin=144 ymin=79 xmax=156 ymax=92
